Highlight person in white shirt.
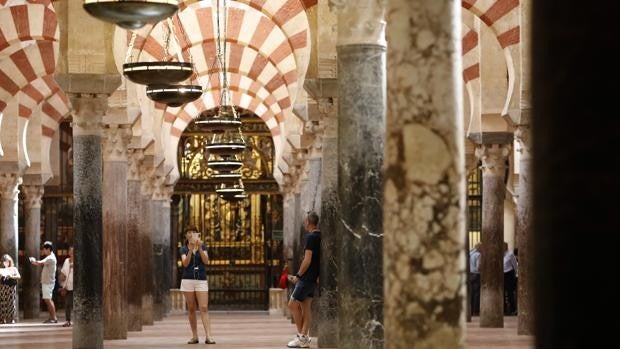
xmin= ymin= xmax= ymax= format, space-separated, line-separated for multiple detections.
xmin=503 ymin=242 xmax=518 ymax=315
xmin=59 ymin=246 xmax=74 ymax=327
xmin=31 ymin=241 xmax=58 ymax=323
xmin=0 ymin=254 xmax=20 ymax=324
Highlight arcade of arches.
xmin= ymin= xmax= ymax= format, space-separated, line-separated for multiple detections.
xmin=0 ymin=0 xmax=616 ymax=349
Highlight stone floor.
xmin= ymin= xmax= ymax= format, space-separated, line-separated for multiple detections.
xmin=0 ymin=312 xmax=533 ymax=348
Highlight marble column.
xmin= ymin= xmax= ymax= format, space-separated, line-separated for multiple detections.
xmin=332 ymin=1 xmax=386 ymax=347
xmin=317 ymin=99 xmax=339 ymax=348
xmin=62 ymin=73 xmax=120 ymax=349
xmin=102 ymin=124 xmax=131 ymax=339
xmin=140 ymin=171 xmax=155 ymax=325
xmin=21 ymin=184 xmax=44 ymax=319
xmin=170 ymin=195 xmax=180 ymax=305
xmin=383 ymin=1 xmax=465 ymax=347
xmin=152 ymin=180 xmax=172 ymax=320
xmin=517 ymin=0 xmax=534 ymax=336
xmin=127 ymin=149 xmax=144 ymax=331
xmin=475 ymin=141 xmax=512 ymax=328
xmin=0 ymin=174 xmax=21 ymax=267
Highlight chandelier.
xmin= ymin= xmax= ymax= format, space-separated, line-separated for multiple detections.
xmin=83 ymin=0 xmax=179 ymax=29
xmin=140 ymin=19 xmax=202 ymax=106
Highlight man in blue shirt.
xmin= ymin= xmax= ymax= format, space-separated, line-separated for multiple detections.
xmin=469 ymin=243 xmax=481 ymax=316
xmin=287 ymin=212 xmax=320 ymax=348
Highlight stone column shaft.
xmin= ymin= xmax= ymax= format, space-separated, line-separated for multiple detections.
xmin=70 ymin=94 xmax=106 ymax=349
xmin=102 ymin=124 xmax=131 ymax=339
xmin=140 ymin=177 xmax=155 ymax=325
xmin=151 ymin=181 xmax=173 ymax=321
xmin=384 ymin=1 xmax=466 ymax=347
xmin=0 ymin=173 xmax=21 ymax=266
xmin=22 ymin=185 xmax=44 ymax=319
xmin=476 ymin=143 xmax=511 ymax=328
xmin=127 ymin=149 xmax=144 ymax=331
xmin=334 ymin=1 xmax=386 ymax=342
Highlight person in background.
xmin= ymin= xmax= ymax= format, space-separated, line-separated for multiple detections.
xmin=503 ymin=242 xmax=518 ymax=315
xmin=59 ymin=246 xmax=74 ymax=327
xmin=0 ymin=254 xmax=20 ymax=324
xmin=31 ymin=241 xmax=58 ymax=323
xmin=469 ymin=243 xmax=482 ymax=316
xmin=279 ymin=262 xmax=289 ymax=289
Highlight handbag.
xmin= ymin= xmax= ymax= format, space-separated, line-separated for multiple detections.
xmin=0 ymin=276 xmax=17 ymax=287
xmin=58 ymin=287 xmax=67 ymax=297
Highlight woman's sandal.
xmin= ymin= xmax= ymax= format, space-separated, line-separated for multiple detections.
xmin=205 ymin=337 xmax=216 ymax=344
xmin=187 ymin=338 xmax=199 ymax=344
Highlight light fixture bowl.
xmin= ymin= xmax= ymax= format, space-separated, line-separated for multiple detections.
xmin=207 ymin=158 xmax=243 ymax=172
xmin=213 ymin=171 xmax=242 ymax=182
xmin=220 ymin=192 xmax=247 ymax=202
xmin=146 ymin=84 xmax=202 ymax=107
xmin=205 ymin=142 xmax=246 ymax=156
xmin=83 ymin=1 xmax=179 ymax=29
xmin=123 ymin=61 xmax=193 ymax=85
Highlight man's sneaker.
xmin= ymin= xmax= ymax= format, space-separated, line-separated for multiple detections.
xmin=43 ymin=319 xmax=58 ymax=324
xmin=287 ymin=334 xmax=310 ymax=348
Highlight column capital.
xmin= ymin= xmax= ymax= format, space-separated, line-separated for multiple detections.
xmin=153 ymin=183 xmax=174 ymax=205
xmin=102 ymin=123 xmax=132 ymax=162
xmin=0 ymin=173 xmax=22 ymax=200
xmin=329 ymin=0 xmax=386 ymax=46
xmin=128 ymin=149 xmax=145 ymax=181
xmin=21 ymin=184 xmax=44 ymax=209
xmin=140 ymin=169 xmax=156 ymax=197
xmin=515 ymin=124 xmax=531 ymax=160
xmin=475 ymin=144 xmax=512 ymax=177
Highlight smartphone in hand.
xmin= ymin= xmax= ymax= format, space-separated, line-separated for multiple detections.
xmin=29 ymin=257 xmax=36 ymax=263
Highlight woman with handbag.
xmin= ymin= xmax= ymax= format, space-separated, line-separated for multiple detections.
xmin=59 ymin=247 xmax=74 ymax=327
xmin=179 ymin=226 xmax=215 ymax=344
xmin=0 ymin=254 xmax=20 ymax=324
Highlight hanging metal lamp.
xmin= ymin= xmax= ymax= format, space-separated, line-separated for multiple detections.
xmin=195 ymin=105 xmax=242 ymax=132
xmin=220 ymin=192 xmax=247 ymax=203
xmin=83 ymin=0 xmax=179 ymax=29
xmin=215 ymin=180 xmax=245 ymax=197
xmin=123 ymin=61 xmax=194 ymax=85
xmin=213 ymin=171 xmax=242 ymax=181
xmin=207 ymin=154 xmax=243 ymax=172
xmin=146 ymin=84 xmax=202 ymax=107
xmin=205 ymin=130 xmax=246 ymax=156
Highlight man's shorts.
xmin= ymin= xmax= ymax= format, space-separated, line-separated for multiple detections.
xmin=180 ymin=279 xmax=209 ymax=292
xmin=41 ymin=283 xmax=54 ymax=300
xmin=291 ymin=280 xmax=316 ymax=302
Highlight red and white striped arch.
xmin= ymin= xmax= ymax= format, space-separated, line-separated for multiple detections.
xmin=462 ymin=22 xmax=482 ymax=135
xmin=462 ymin=0 xmax=520 ymax=116
xmin=0 ymin=3 xmax=58 ymax=54
xmin=118 ymin=0 xmax=310 ymax=183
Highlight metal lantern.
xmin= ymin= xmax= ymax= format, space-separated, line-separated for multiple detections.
xmin=123 ymin=62 xmax=194 ymax=85
xmin=207 ymin=154 xmax=243 ymax=173
xmin=83 ymin=0 xmax=179 ymax=29
xmin=205 ymin=130 xmax=246 ymax=156
xmin=195 ymin=105 xmax=242 ymax=133
xmin=146 ymin=84 xmax=202 ymax=107
xmin=215 ymin=180 xmax=245 ymax=198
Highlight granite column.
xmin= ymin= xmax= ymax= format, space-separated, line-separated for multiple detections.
xmin=475 ymin=140 xmax=512 ymax=328
xmin=127 ymin=149 xmax=144 ymax=331
xmin=139 ymin=170 xmax=155 ymax=325
xmin=21 ymin=184 xmax=44 ymax=319
xmin=61 ymin=73 xmax=121 ymax=349
xmin=332 ymin=1 xmax=386 ymax=346
xmin=151 ymin=180 xmax=172 ymax=320
xmin=102 ymin=124 xmax=131 ymax=339
xmin=383 ymin=1 xmax=466 ymax=347
xmin=0 ymin=174 xmax=21 ymax=264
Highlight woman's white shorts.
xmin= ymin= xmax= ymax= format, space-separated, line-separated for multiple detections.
xmin=180 ymin=279 xmax=209 ymax=292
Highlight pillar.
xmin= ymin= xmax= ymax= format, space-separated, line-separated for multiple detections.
xmin=532 ymin=1 xmax=618 ymax=347
xmin=140 ymin=169 xmax=155 ymax=325
xmin=0 ymin=173 xmax=21 ymax=265
xmin=517 ymin=0 xmax=534 ymax=336
xmin=59 ymin=73 xmax=121 ymax=349
xmin=332 ymin=1 xmax=386 ymax=346
xmin=22 ymin=184 xmax=44 ymax=319
xmin=152 ymin=180 xmax=172 ymax=320
xmin=170 ymin=195 xmax=180 ymax=304
xmin=316 ymin=98 xmax=339 ymax=348
xmin=474 ymin=138 xmax=512 ymax=328
xmin=383 ymin=1 xmax=465 ymax=347
xmin=127 ymin=149 xmax=144 ymax=331
xmin=102 ymin=124 xmax=131 ymax=339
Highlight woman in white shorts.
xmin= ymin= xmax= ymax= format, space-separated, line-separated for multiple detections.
xmin=180 ymin=226 xmax=215 ymax=344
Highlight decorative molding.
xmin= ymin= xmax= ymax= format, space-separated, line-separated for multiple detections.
xmin=329 ymin=0 xmax=387 ymax=46
xmin=22 ymin=185 xmax=45 ymax=209
xmin=515 ymin=124 xmax=531 ymax=160
xmin=475 ymin=144 xmax=512 ymax=177
xmin=128 ymin=149 xmax=145 ymax=181
xmin=102 ymin=123 xmax=132 ymax=162
xmin=0 ymin=174 xmax=22 ymax=201
xmin=69 ymin=94 xmax=109 ymax=136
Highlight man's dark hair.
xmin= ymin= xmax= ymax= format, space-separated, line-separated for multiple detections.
xmin=42 ymin=241 xmax=54 ymax=252
xmin=306 ymin=211 xmax=319 ymax=226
